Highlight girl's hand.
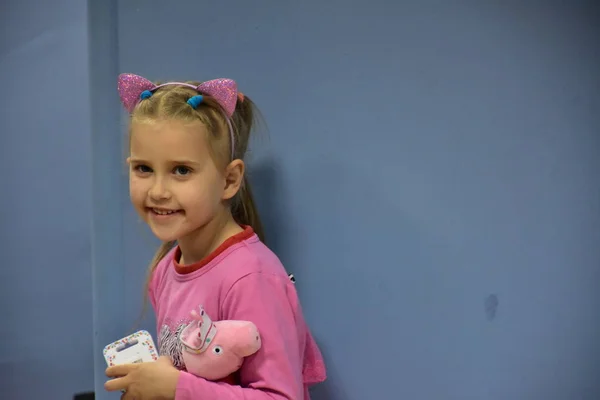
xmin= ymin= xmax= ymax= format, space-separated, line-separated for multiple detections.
xmin=105 ymin=356 xmax=180 ymax=400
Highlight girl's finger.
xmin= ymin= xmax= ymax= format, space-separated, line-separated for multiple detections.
xmin=106 ymin=364 xmax=136 ymax=377
xmin=104 ymin=376 xmax=130 ymax=392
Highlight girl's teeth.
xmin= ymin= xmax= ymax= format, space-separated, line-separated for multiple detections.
xmin=153 ymin=209 xmax=176 ymax=215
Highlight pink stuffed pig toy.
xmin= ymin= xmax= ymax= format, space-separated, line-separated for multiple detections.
xmin=179 ymin=306 xmax=261 ymax=380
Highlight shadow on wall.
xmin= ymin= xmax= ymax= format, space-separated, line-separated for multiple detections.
xmin=248 ymin=156 xmax=294 ymax=264
xmin=249 ymin=158 xmax=344 ymax=400
xmin=308 ymin=342 xmax=344 ymax=400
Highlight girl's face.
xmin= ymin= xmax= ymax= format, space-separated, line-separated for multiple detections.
xmin=128 ymin=119 xmax=227 ymax=242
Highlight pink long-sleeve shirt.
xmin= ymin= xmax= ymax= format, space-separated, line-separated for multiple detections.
xmin=149 ymin=226 xmax=326 ymax=400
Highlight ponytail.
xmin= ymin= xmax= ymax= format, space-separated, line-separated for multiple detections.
xmin=231 ymin=94 xmax=266 ymax=244
xmin=234 ymin=176 xmax=265 ymax=243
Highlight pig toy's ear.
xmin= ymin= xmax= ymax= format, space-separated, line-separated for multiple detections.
xmin=235 ymin=322 xmax=262 ymax=357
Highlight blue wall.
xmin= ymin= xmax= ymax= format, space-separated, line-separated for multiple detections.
xmin=0 ymin=1 xmax=94 ymax=398
xmin=2 ymin=1 xmax=600 ymax=399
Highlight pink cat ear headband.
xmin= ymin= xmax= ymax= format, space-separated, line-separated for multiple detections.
xmin=117 ymin=73 xmax=245 ymax=159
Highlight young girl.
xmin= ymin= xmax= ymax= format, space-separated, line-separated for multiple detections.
xmin=104 ymin=74 xmax=326 ymax=399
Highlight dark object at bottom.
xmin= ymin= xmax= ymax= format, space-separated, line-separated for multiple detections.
xmin=74 ymin=392 xmax=95 ymax=400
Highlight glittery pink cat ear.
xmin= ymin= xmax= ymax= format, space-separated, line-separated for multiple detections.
xmin=117 ymin=73 xmax=157 ymax=113
xmin=196 ymin=79 xmax=238 ymax=117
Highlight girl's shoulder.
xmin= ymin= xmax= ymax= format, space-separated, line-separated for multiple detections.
xmin=224 ymin=237 xmax=290 ymax=282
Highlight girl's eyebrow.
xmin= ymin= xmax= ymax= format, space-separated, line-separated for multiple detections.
xmin=170 ymin=159 xmax=201 ymax=166
xmin=129 ymin=158 xmax=201 ymax=166
xmin=128 ymin=158 xmax=148 ymax=163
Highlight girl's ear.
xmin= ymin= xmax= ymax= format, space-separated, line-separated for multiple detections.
xmin=223 ymin=159 xmax=245 ymax=200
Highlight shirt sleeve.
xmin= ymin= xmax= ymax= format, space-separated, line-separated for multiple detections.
xmin=175 ymin=272 xmax=304 ymax=400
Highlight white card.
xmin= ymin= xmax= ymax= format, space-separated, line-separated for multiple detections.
xmin=103 ymin=330 xmax=159 ymax=367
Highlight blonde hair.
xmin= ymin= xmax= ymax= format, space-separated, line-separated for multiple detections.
xmin=129 ymin=81 xmax=266 ymax=319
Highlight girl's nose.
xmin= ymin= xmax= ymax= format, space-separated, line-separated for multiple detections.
xmin=148 ymin=179 xmax=171 ymax=200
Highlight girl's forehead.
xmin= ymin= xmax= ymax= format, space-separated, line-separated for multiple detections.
xmin=130 ymin=119 xmax=210 ymax=159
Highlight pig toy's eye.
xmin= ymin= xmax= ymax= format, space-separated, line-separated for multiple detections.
xmin=212 ymin=346 xmax=223 ymax=355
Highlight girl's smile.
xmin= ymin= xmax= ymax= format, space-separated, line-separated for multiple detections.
xmin=148 ymin=207 xmax=184 ymax=221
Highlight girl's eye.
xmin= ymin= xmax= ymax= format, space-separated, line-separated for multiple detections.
xmin=174 ymin=166 xmax=191 ymax=176
xmin=135 ymin=165 xmax=152 ymax=173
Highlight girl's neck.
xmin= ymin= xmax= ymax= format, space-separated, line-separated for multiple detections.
xmin=177 ymin=212 xmax=243 ymax=266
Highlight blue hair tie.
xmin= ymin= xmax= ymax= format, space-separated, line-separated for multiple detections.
xmin=187 ymin=95 xmax=204 ymax=109
xmin=140 ymin=90 xmax=153 ymax=100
